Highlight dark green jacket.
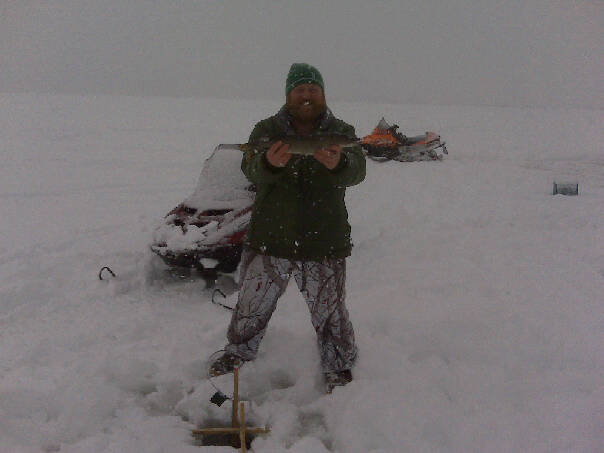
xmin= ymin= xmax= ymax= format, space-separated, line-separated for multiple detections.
xmin=241 ymin=106 xmax=365 ymax=261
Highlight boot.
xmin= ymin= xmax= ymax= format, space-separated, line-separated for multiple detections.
xmin=324 ymin=369 xmax=353 ymax=393
xmin=209 ymin=352 xmax=245 ymax=377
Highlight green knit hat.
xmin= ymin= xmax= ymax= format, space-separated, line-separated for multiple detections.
xmin=285 ymin=63 xmax=324 ymax=96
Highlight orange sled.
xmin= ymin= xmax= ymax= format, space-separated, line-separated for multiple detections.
xmin=361 ymin=117 xmax=448 ymax=161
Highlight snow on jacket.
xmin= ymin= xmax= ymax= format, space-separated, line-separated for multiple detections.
xmin=241 ymin=106 xmax=366 ymax=261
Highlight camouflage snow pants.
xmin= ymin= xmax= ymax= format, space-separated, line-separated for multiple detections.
xmin=225 ymin=248 xmax=357 ymax=373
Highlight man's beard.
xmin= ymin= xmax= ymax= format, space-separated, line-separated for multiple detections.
xmin=286 ymin=98 xmax=327 ymax=125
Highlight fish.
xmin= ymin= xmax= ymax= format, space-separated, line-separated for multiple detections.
xmin=218 ymin=134 xmax=360 ymax=155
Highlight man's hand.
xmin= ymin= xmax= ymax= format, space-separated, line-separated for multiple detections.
xmin=266 ymin=141 xmax=292 ymax=168
xmin=313 ymin=145 xmax=342 ymax=170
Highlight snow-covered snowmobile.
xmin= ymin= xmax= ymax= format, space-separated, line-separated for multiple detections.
xmin=150 ymin=146 xmax=254 ymax=282
xmin=361 ymin=117 xmax=448 ymax=162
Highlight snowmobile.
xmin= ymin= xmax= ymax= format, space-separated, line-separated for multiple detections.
xmin=150 ymin=146 xmax=254 ymax=282
xmin=360 ymin=117 xmax=448 ymax=162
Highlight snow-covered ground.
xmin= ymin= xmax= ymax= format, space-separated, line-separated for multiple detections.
xmin=1 ymin=93 xmax=602 ymax=452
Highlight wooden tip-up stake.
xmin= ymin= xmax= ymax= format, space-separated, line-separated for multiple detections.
xmin=233 ymin=367 xmax=239 ymax=427
xmin=193 ymin=366 xmax=270 ymax=452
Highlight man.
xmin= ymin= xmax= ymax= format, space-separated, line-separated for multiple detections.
xmin=210 ymin=63 xmax=366 ymax=392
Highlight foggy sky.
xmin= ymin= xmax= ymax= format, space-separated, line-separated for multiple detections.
xmin=1 ymin=0 xmax=602 ymax=108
